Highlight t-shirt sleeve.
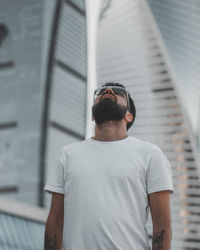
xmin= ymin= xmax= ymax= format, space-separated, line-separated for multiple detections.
xmin=43 ymin=148 xmax=65 ymax=195
xmin=146 ymin=145 xmax=174 ymax=195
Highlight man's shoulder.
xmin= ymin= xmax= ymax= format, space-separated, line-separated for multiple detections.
xmin=62 ymin=139 xmax=85 ymax=150
xmin=129 ymin=135 xmax=158 ymax=153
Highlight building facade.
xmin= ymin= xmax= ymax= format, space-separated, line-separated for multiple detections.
xmin=148 ymin=0 xmax=200 ymax=149
xmin=0 ymin=0 xmax=87 ymax=209
xmin=0 ymin=0 xmax=87 ymax=248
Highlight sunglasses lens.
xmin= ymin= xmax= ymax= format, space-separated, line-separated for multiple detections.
xmin=112 ymin=88 xmax=126 ymax=95
xmin=99 ymin=88 xmax=106 ymax=95
xmin=96 ymin=87 xmax=126 ymax=95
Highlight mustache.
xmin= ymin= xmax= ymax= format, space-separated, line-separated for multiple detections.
xmin=100 ymin=93 xmax=116 ymax=102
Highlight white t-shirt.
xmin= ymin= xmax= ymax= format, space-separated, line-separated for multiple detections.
xmin=44 ymin=135 xmax=174 ymax=250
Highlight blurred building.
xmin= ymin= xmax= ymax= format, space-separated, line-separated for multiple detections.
xmin=0 ymin=0 xmax=87 ymax=248
xmin=0 ymin=0 xmax=87 ymax=208
xmin=0 ymin=0 xmax=200 ymax=249
xmin=147 ymin=0 xmax=200 ymax=152
xmin=0 ymin=197 xmax=46 ymax=249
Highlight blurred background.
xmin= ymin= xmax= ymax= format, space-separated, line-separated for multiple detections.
xmin=0 ymin=0 xmax=200 ymax=249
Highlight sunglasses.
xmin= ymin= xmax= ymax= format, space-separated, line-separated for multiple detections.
xmin=93 ymin=86 xmax=130 ymax=110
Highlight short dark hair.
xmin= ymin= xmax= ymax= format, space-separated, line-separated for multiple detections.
xmin=101 ymin=82 xmax=136 ymax=131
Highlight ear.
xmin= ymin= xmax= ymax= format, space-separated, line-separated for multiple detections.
xmin=92 ymin=115 xmax=95 ymax=121
xmin=124 ymin=112 xmax=133 ymax=123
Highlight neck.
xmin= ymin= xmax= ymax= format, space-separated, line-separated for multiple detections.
xmin=93 ymin=121 xmax=128 ymax=141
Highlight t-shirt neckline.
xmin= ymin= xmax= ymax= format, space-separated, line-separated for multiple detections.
xmin=87 ymin=136 xmax=131 ymax=146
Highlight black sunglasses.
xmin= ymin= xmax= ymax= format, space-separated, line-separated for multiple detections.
xmin=93 ymin=86 xmax=130 ymax=110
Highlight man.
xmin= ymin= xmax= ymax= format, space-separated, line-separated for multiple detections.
xmin=44 ymin=82 xmax=174 ymax=250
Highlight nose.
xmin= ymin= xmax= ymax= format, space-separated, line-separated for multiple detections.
xmin=104 ymin=88 xmax=114 ymax=95
xmin=99 ymin=87 xmax=116 ymax=102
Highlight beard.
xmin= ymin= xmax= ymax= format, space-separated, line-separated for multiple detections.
xmin=92 ymin=97 xmax=128 ymax=125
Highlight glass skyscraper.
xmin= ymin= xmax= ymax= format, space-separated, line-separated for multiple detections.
xmin=0 ymin=0 xmax=87 ymax=248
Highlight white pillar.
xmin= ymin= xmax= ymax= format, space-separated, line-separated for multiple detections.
xmin=85 ymin=0 xmax=102 ymax=139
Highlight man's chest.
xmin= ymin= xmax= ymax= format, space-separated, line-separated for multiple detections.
xmin=64 ymin=150 xmax=146 ymax=188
